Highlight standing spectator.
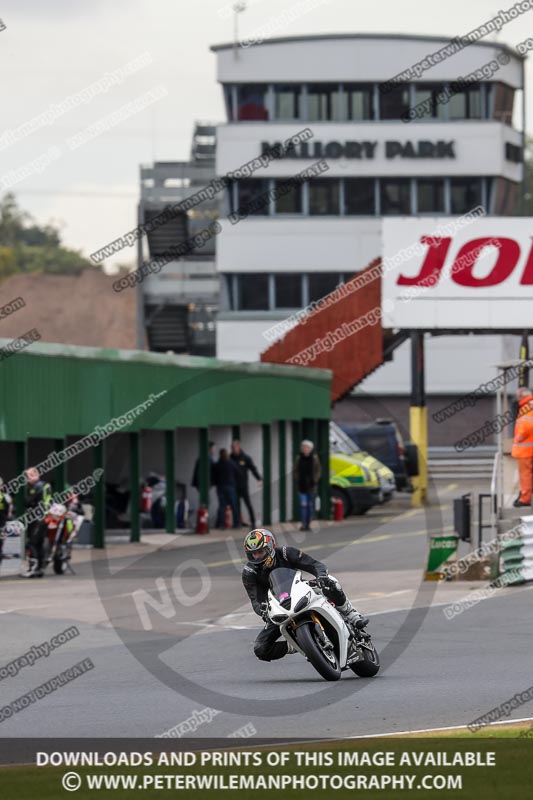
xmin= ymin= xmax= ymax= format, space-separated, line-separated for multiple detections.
xmin=231 ymin=440 xmax=262 ymax=528
xmin=0 ymin=477 xmax=12 ymax=563
xmin=23 ymin=467 xmax=52 ymax=577
xmin=213 ymin=449 xmax=239 ymax=529
xmin=145 ymin=471 xmax=167 ymax=528
xmin=192 ymin=441 xmax=216 ymax=493
xmin=512 ymin=387 xmax=533 ymax=507
xmin=293 ymin=440 xmax=322 ymax=531
xmin=192 ymin=441 xmax=216 ymax=523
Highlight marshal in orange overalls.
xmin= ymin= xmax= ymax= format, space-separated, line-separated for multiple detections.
xmin=511 ymin=393 xmax=533 ymax=504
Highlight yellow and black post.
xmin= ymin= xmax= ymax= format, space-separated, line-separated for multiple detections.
xmin=410 ymin=331 xmax=427 ymax=506
xmin=519 ymin=330 xmax=529 ymax=387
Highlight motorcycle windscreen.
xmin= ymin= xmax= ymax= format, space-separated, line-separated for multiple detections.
xmin=268 ymin=567 xmax=297 ymax=605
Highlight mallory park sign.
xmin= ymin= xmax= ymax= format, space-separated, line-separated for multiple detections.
xmin=261 ymin=139 xmax=456 ymax=160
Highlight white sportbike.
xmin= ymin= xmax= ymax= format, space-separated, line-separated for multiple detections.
xmin=266 ymin=567 xmax=380 ymax=681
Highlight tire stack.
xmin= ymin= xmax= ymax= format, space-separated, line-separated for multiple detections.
xmin=499 ymin=514 xmax=533 ymax=585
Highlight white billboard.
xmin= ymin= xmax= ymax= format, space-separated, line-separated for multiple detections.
xmin=382 ymin=215 xmax=533 ymax=329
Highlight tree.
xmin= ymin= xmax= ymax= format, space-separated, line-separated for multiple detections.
xmin=0 ymin=193 xmax=96 ymax=278
xmin=0 ymin=246 xmax=17 ymax=280
xmin=0 ymin=193 xmax=30 ymax=246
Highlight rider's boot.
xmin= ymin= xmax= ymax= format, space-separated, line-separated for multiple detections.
xmin=337 ymin=599 xmax=369 ymax=630
xmin=22 ymin=558 xmax=43 ymax=579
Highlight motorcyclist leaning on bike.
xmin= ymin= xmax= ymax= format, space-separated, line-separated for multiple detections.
xmin=242 ymin=529 xmax=368 ymax=662
xmin=24 ymin=467 xmax=52 ymax=578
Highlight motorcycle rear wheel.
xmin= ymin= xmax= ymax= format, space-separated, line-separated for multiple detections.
xmin=294 ymin=622 xmax=341 ymax=681
xmin=53 ymin=556 xmax=67 ymax=575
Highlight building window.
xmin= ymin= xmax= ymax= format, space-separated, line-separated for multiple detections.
xmin=491 ymin=177 xmax=517 ymax=215
xmin=225 ymin=275 xmax=236 ymax=310
xmin=344 ymin=178 xmax=375 ymax=215
xmin=506 ymin=142 xmax=523 ymax=164
xmin=274 ymin=84 xmax=302 ymax=119
xmin=274 ymin=179 xmax=302 ymax=213
xmin=344 ymin=83 xmax=374 ymax=120
xmin=491 ymin=82 xmax=514 ymax=125
xmin=224 ymin=85 xmax=235 ymax=121
xmin=226 ymin=180 xmax=235 ymax=215
xmin=309 ymin=179 xmax=340 ymax=215
xmin=239 ymin=273 xmax=269 ymax=310
xmin=450 ymin=178 xmax=482 ymax=213
xmin=413 ymin=84 xmax=447 ymax=119
xmin=308 ymin=273 xmax=343 ymax=303
xmin=236 ymin=84 xmax=269 ymax=120
xmin=380 ymin=84 xmax=410 ymax=119
xmin=237 ymin=179 xmax=270 ymax=216
xmin=275 ymin=273 xmax=302 ymax=308
xmin=417 ymin=179 xmax=445 ymax=213
xmin=381 ymin=179 xmax=411 ymax=214
xmin=307 ymin=83 xmax=342 ymax=121
xmin=448 ymin=84 xmax=482 ymax=119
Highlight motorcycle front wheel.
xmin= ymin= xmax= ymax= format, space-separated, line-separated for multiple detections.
xmin=294 ymin=622 xmax=341 ymax=681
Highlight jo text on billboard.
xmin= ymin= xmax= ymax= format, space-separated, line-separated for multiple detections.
xmin=382 ymin=217 xmax=533 ymax=329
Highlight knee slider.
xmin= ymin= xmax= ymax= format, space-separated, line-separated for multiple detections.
xmin=253 ymin=642 xmax=270 ymax=661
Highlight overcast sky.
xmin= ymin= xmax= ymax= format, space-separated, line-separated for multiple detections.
xmin=0 ymin=0 xmax=531 ymax=270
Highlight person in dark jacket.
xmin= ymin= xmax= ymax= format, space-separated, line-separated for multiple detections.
xmin=242 ymin=528 xmax=368 ymax=661
xmin=191 ymin=441 xmax=216 ymax=490
xmin=213 ymin=449 xmax=240 ymax=529
xmin=230 ymin=440 xmax=262 ymax=528
xmin=293 ymin=439 xmax=322 ymax=531
xmin=191 ymin=441 xmax=216 ymax=525
xmin=23 ymin=467 xmax=52 ymax=577
xmin=0 ymin=477 xmax=12 ymax=564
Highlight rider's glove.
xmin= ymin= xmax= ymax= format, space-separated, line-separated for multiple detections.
xmin=316 ymin=574 xmax=331 ymax=591
xmin=260 ymin=602 xmax=270 ymax=623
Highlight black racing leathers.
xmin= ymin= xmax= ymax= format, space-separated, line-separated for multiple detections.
xmin=25 ymin=481 xmax=52 ymax=572
xmin=0 ymin=490 xmax=10 ymax=562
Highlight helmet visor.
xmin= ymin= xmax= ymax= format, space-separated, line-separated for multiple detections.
xmin=246 ymin=546 xmax=270 ymax=564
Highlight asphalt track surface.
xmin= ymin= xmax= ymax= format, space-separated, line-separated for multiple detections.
xmin=1 ymin=480 xmax=533 ymax=740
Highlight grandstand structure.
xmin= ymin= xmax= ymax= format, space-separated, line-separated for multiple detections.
xmin=138 ymin=122 xmax=219 ymax=356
